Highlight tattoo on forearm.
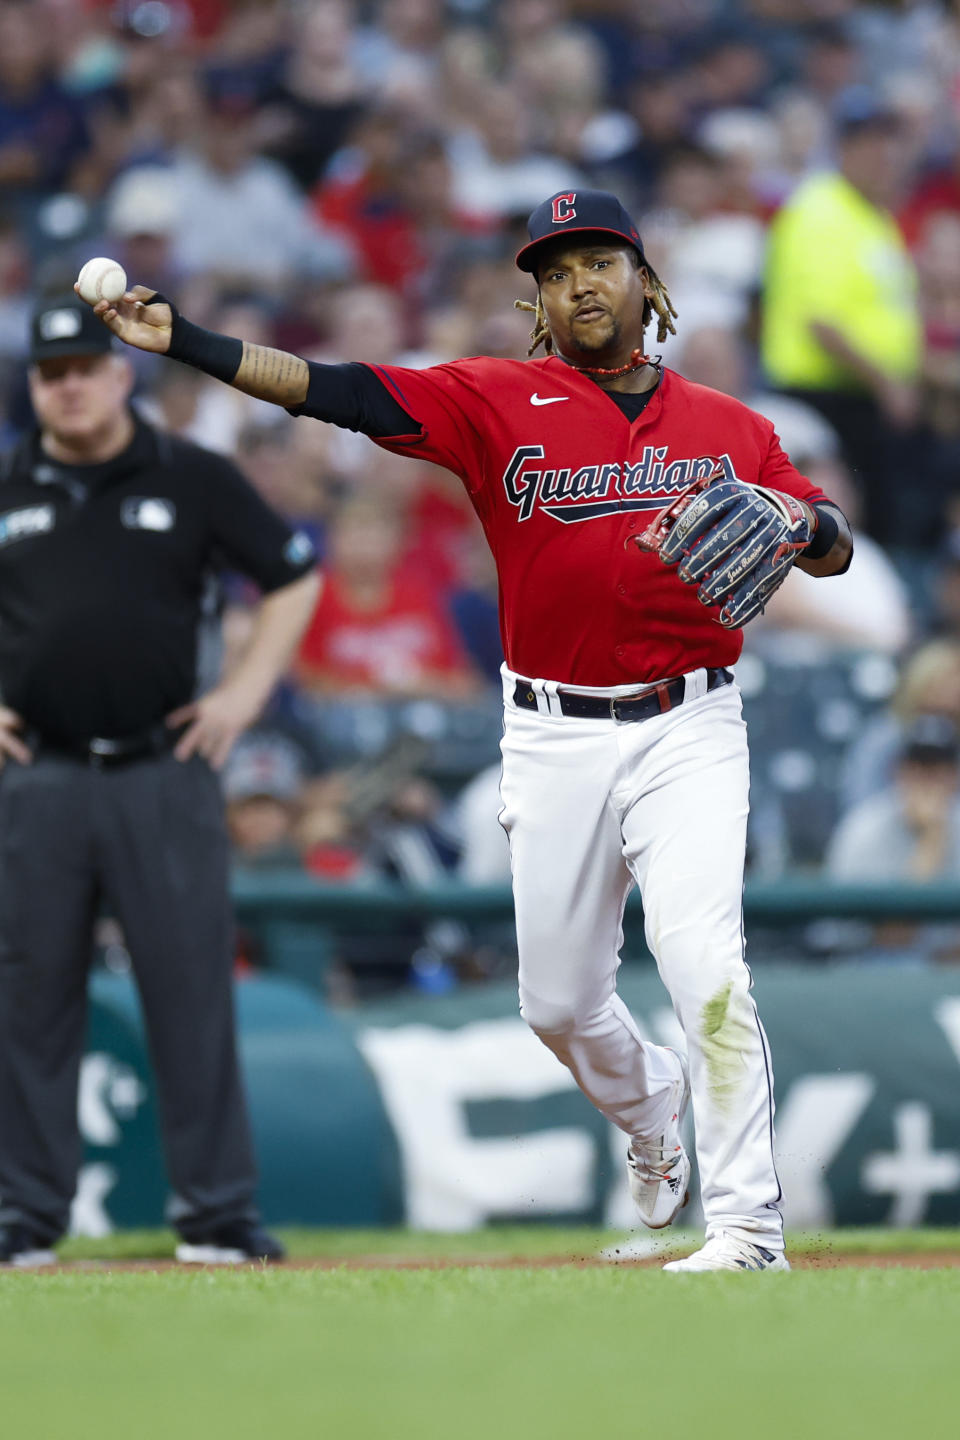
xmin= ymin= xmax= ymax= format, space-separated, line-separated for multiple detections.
xmin=233 ymin=344 xmax=309 ymax=406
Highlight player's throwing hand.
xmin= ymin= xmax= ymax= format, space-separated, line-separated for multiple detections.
xmin=73 ymin=282 xmax=172 ymax=354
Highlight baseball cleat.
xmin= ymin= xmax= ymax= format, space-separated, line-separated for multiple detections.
xmin=175 ymin=1221 xmax=286 ymax=1265
xmin=662 ymin=1232 xmax=790 ymax=1273
xmin=626 ymin=1049 xmax=691 ymax=1229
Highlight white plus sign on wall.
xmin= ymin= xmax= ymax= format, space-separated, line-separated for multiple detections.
xmin=862 ymin=1102 xmax=960 ymax=1226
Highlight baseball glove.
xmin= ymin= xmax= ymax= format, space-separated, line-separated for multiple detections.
xmin=632 ymin=464 xmax=814 ymax=629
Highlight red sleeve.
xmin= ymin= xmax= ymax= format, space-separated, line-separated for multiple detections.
xmin=757 ymin=420 xmax=830 ymax=508
xmin=364 ymin=361 xmax=489 ymax=492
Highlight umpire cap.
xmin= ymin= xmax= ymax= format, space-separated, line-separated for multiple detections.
xmin=29 ymin=293 xmax=113 ymax=363
xmin=516 ymin=189 xmax=646 ymax=274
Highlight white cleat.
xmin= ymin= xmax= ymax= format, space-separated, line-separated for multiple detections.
xmin=175 ymin=1243 xmax=249 ymax=1265
xmin=662 ymin=1232 xmax=791 ymax=1273
xmin=626 ymin=1050 xmax=691 ymax=1230
xmin=6 ymin=1247 xmax=57 ymax=1269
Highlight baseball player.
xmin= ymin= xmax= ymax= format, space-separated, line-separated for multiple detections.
xmin=81 ymin=189 xmax=852 ymax=1272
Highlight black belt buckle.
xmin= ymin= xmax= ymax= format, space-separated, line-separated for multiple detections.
xmin=85 ymin=726 xmax=170 ymax=768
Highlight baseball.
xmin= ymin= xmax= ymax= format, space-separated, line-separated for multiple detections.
xmin=76 ymin=257 xmax=128 ymax=307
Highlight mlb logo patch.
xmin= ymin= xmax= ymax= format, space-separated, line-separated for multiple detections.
xmin=283 ymin=530 xmax=315 ymax=565
xmin=38 ymin=308 xmax=83 ymax=342
xmin=121 ymin=497 xmax=176 ymax=532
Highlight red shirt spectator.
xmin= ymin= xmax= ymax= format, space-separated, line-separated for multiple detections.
xmin=900 ymin=169 xmax=960 ymax=251
xmin=297 ymin=498 xmax=478 ymax=698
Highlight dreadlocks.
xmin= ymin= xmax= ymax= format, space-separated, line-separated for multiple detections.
xmin=514 ymin=259 xmax=678 ymax=358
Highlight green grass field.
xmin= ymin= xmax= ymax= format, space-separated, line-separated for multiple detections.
xmin=2 ymin=1229 xmax=958 ymax=1440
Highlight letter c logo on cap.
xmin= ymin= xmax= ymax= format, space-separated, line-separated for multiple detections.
xmin=552 ymin=193 xmax=576 ymax=224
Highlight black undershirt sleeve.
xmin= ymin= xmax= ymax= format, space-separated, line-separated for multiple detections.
xmin=809 ymin=501 xmax=852 ymax=573
xmin=286 ymin=361 xmax=420 ymax=438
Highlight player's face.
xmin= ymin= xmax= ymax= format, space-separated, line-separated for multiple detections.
xmin=28 ymin=353 xmax=132 ymax=444
xmin=536 ymin=244 xmax=653 ymax=363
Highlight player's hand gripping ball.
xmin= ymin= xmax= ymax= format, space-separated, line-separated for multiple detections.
xmin=633 ymin=467 xmax=814 ymax=629
xmin=76 ymin=257 xmax=128 ymax=306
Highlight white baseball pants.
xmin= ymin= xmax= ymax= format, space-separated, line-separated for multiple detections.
xmin=498 ymin=666 xmax=783 ymax=1248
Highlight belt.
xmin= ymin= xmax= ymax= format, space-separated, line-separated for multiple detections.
xmin=28 ymin=722 xmax=178 ymax=769
xmin=512 ymin=667 xmax=733 ymax=723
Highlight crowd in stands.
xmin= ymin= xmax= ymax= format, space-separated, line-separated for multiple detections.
xmin=8 ymin=0 xmax=960 ymax=984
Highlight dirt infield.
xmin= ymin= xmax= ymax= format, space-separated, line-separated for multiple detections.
xmin=8 ymin=1250 xmax=960 ymax=1274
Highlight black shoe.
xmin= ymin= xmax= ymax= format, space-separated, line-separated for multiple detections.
xmin=175 ymin=1220 xmax=286 ymax=1265
xmin=0 ymin=1222 xmax=57 ymax=1268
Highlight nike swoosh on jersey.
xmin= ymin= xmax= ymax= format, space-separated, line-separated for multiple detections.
xmin=530 ymin=394 xmax=569 ymax=406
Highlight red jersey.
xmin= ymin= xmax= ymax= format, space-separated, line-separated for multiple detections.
xmin=366 ymin=358 xmax=827 ymax=686
xmin=298 ymin=570 xmax=471 ymax=692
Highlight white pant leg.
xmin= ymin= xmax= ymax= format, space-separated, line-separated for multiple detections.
xmin=500 ymin=705 xmax=680 ymax=1139
xmin=616 ymin=683 xmax=783 ymax=1247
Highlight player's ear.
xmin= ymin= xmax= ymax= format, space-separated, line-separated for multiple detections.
xmin=638 ymin=266 xmax=656 ymax=301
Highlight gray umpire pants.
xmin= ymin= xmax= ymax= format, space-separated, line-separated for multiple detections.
xmin=0 ymin=750 xmax=259 ymax=1245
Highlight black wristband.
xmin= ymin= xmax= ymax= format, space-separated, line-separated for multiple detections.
xmin=149 ymin=293 xmax=243 ymax=384
xmin=802 ymin=504 xmax=839 ymax=560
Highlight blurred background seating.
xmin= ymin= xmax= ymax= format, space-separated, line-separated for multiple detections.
xmin=10 ymin=0 xmax=960 ymax=994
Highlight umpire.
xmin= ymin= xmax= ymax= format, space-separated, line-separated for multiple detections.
xmin=0 ymin=295 xmax=319 ymax=1267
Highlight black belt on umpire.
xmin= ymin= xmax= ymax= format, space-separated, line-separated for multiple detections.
xmin=512 ymin=667 xmax=733 ymax=724
xmin=26 ymin=721 xmax=179 ymax=769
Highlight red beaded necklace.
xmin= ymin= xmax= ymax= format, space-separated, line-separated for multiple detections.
xmin=558 ymin=347 xmax=652 ymax=379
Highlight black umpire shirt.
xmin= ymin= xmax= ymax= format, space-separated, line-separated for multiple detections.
xmin=0 ymin=416 xmax=316 ymax=744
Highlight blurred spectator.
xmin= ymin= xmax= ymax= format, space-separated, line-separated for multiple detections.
xmin=901 ymin=141 xmax=960 ymax=252
xmin=257 ymin=0 xmax=368 ymax=191
xmin=354 ymin=0 xmax=447 ymax=108
xmin=161 ymin=78 xmax=355 ymax=288
xmin=312 ymin=281 xmax=408 ymax=363
xmin=927 ymin=525 xmax=960 ymax=642
xmin=602 ymin=69 xmax=694 ymax=210
xmin=138 ymin=296 xmax=280 ymax=453
xmin=674 ymin=322 xmax=844 ymax=465
xmin=225 ymin=732 xmax=307 ymax=869
xmin=456 ymin=760 xmax=510 ymax=885
xmin=0 ymin=3 xmax=91 ymax=200
xmin=311 ymin=106 xmax=414 ymax=289
xmin=297 ymin=498 xmax=479 ymax=699
xmin=759 ymin=455 xmax=912 ymax=654
xmin=316 ymin=131 xmax=495 ymax=310
xmin=447 ymin=82 xmax=585 ymax=220
xmin=840 ymin=638 xmax=960 ymax=813
xmin=761 ymin=93 xmax=921 ymax=542
xmin=799 ymin=21 xmax=862 ymax=110
xmin=296 ymin=771 xmax=367 ymax=882
xmin=104 ymin=166 xmax=183 ymax=297
xmin=366 ymin=766 xmax=469 ymax=993
xmin=828 ymin=715 xmax=960 ymax=883
xmin=911 ymin=211 xmax=960 ymax=496
xmin=642 ymin=143 xmax=766 ymax=357
xmin=449 ymin=532 xmax=502 ymax=685
xmin=689 ymin=30 xmax=774 ymax=115
xmin=0 ymin=210 xmax=30 ymax=383
xmin=235 ymin=418 xmax=339 ymax=560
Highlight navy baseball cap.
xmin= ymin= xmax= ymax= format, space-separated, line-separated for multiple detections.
xmin=29 ymin=293 xmax=113 ymax=363
xmin=516 ymin=189 xmax=646 ymax=274
xmin=834 ymin=86 xmax=901 ymax=138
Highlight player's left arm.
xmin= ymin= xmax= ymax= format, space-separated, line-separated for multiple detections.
xmin=791 ymin=500 xmax=852 ymax=578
